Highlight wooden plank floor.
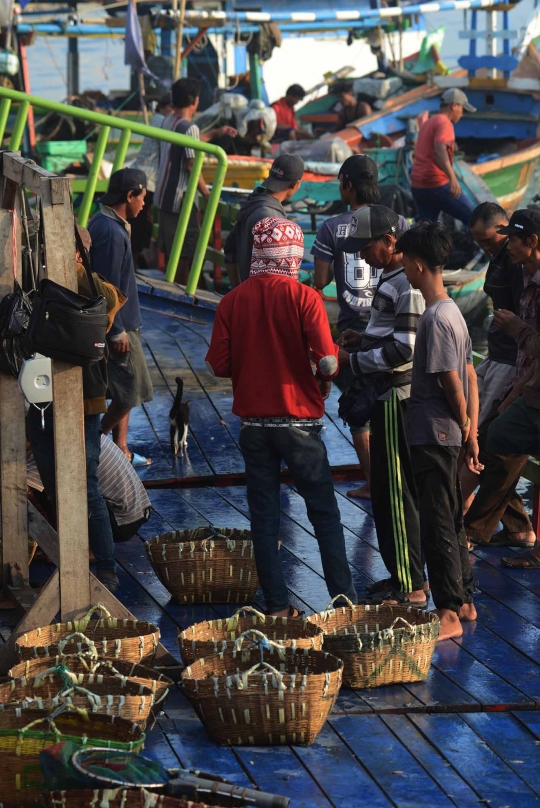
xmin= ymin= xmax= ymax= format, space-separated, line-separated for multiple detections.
xmin=5 ymin=293 xmax=540 ymax=806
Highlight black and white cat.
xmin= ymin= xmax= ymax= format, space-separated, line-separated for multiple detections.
xmin=169 ymin=377 xmax=190 ymax=456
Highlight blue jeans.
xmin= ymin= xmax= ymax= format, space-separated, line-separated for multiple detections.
xmin=239 ymin=424 xmax=357 ymax=612
xmin=28 ymin=408 xmax=116 ymax=574
xmin=412 ymin=184 xmax=475 ymax=226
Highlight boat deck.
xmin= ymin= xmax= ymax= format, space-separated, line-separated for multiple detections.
xmin=4 ymin=290 xmax=540 ymax=807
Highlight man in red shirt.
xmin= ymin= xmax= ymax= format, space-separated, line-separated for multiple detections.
xmin=411 ymin=88 xmax=476 ymax=226
xmin=271 ymin=84 xmax=312 ymax=142
xmin=206 ymin=217 xmax=357 ymax=616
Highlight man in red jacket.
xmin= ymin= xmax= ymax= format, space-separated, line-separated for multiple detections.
xmin=206 ymin=217 xmax=357 ymax=616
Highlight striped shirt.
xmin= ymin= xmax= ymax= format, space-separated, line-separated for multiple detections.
xmin=350 ymin=267 xmax=425 ymax=400
xmin=28 ymin=436 xmax=151 ymax=526
xmin=155 ymin=114 xmax=199 ymax=214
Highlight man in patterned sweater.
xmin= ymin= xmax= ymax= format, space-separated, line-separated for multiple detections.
xmin=338 ymin=206 xmax=426 ymax=606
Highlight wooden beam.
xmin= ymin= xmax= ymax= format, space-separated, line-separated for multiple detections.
xmin=1 ymin=151 xmax=57 ymax=195
xmin=0 ymin=208 xmax=28 ymax=590
xmin=0 ymin=570 xmax=60 ymax=674
xmin=40 ymin=176 xmax=91 ymax=621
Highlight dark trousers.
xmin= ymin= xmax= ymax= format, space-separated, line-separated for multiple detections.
xmin=28 ymin=407 xmax=116 ymax=574
xmin=239 ymin=424 xmax=357 ymax=613
xmin=465 ymin=398 xmax=532 ymax=540
xmin=412 ymin=183 xmax=475 ymax=226
xmin=465 ymin=396 xmax=538 ymax=540
xmin=370 ymin=392 xmax=424 ymax=593
xmin=411 ymin=444 xmax=474 ymax=612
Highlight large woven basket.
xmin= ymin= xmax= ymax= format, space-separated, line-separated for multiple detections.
xmin=15 ymin=605 xmax=160 ymax=665
xmin=182 ymin=630 xmax=343 ymax=746
xmin=0 ymin=666 xmax=154 ymax=725
xmin=8 ymin=655 xmax=172 ymax=708
xmin=146 ymin=527 xmax=259 ymax=604
xmin=179 ymin=606 xmax=324 ymax=665
xmin=45 ymin=789 xmax=223 ymax=808
xmin=0 ymin=707 xmax=144 ymax=805
xmin=308 ymin=596 xmax=440 ymax=689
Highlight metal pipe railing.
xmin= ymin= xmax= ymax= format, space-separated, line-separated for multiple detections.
xmin=0 ymin=86 xmax=228 ymax=293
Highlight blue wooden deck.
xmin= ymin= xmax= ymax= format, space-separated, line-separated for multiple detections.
xmin=5 ymin=284 xmax=540 ymax=807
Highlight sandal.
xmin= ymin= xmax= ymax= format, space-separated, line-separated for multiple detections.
xmin=366 ymin=578 xmax=431 ymax=597
xmin=362 ymin=588 xmax=427 ymax=610
xmin=266 ymin=605 xmax=304 ymax=618
xmin=471 ymin=531 xmax=535 ymax=549
xmin=501 ymin=551 xmax=540 ymax=570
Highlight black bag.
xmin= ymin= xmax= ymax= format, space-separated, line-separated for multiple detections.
xmin=338 ymin=372 xmax=396 ymax=429
xmin=26 ymin=229 xmax=109 ymax=367
xmin=0 ymin=279 xmax=34 ymax=376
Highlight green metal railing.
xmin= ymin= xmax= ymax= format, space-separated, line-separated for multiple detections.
xmin=0 ymin=87 xmax=228 ymax=295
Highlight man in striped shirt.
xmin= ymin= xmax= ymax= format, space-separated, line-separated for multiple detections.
xmin=338 ymin=206 xmax=426 ymax=606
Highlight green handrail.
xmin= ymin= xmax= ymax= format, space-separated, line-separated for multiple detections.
xmin=78 ymin=124 xmax=110 ymax=227
xmin=0 ymin=86 xmax=228 ymax=293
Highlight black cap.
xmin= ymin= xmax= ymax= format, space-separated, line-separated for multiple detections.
xmin=101 ymin=167 xmax=147 ymax=206
xmin=262 ymin=154 xmax=305 ymax=192
xmin=286 ymin=84 xmax=306 ymax=100
xmin=498 ymin=208 xmax=540 ymax=238
xmin=339 ymin=154 xmax=378 ymax=186
xmin=341 ymin=205 xmax=400 ymax=253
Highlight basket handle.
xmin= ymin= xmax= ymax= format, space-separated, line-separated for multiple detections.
xmin=57 ymin=632 xmax=97 ymax=656
xmin=323 ymin=594 xmax=357 ymax=611
xmin=389 ymin=616 xmax=416 ymax=632
xmin=232 ymin=629 xmax=286 ymax=655
xmin=238 ymin=660 xmax=288 ymax=691
xmin=78 ymin=604 xmax=112 ymax=630
xmin=227 ymin=606 xmax=267 ymax=629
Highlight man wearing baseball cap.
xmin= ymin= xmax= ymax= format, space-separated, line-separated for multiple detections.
xmin=338 ymin=205 xmax=426 ymax=608
xmin=89 ymin=167 xmax=154 ymax=467
xmin=464 ymin=208 xmax=540 ymax=564
xmin=224 ymin=154 xmax=304 ymax=284
xmin=411 ymin=88 xmax=476 ymax=226
xmin=312 ymin=154 xmax=410 ymax=502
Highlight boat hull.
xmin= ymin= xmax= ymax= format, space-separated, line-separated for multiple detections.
xmin=472 ymin=141 xmax=540 ymax=213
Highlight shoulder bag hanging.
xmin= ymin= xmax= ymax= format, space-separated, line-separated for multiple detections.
xmin=26 ymin=227 xmax=109 ymax=366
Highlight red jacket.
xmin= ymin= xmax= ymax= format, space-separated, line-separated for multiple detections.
xmin=205 ymin=275 xmax=339 ymax=419
xmin=271 ymin=98 xmax=298 ymax=131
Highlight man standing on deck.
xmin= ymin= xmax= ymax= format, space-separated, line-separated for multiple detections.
xmin=224 ymin=154 xmax=304 ymax=285
xmin=410 ymin=88 xmax=476 ymax=226
xmin=312 ymin=155 xmax=409 ymax=501
xmin=206 ymin=217 xmax=357 ymax=616
xmin=338 ymin=206 xmax=426 ymax=608
xmin=397 ymin=221 xmax=481 ymax=641
xmin=89 ymin=167 xmax=154 ymax=467
xmin=464 ymin=209 xmax=540 ymax=554
xmin=271 ymin=84 xmax=313 ymax=142
xmin=155 ymin=77 xmax=237 ymax=285
xmin=460 ymin=202 xmax=526 ymax=534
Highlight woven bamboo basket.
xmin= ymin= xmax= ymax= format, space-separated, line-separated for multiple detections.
xmin=0 ymin=667 xmax=155 ymax=726
xmin=146 ymin=527 xmax=259 ymax=604
xmin=182 ymin=629 xmax=343 ymax=746
xmin=14 ymin=605 xmax=160 ymax=665
xmin=179 ymin=606 xmax=324 ymax=665
xmin=0 ymin=707 xmax=144 ymax=805
xmin=307 ymin=596 xmax=440 ymax=689
xmin=8 ymin=655 xmax=172 ymax=708
xmin=45 ymin=789 xmax=224 ymax=808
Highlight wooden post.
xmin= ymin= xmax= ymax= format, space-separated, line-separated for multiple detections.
xmin=0 ymin=204 xmax=28 ymax=591
xmin=40 ymin=174 xmax=91 ymax=621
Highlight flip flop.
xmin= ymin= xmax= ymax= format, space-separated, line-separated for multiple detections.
xmin=501 ymin=551 xmax=540 ymax=569
xmin=470 ymin=533 xmax=535 ymax=549
xmin=266 ymin=605 xmax=304 ymax=618
xmin=130 ymin=452 xmax=153 ymax=467
xmin=366 ymin=578 xmax=431 ymax=596
xmin=362 ymin=589 xmax=427 ymax=610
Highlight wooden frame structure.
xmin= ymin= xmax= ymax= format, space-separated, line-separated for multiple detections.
xmin=0 ymin=152 xmax=175 ymax=674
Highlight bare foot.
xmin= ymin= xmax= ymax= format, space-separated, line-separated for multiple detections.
xmin=433 ymin=608 xmax=463 ymax=641
xmin=347 ymin=485 xmax=371 ymax=500
xmin=460 ymin=602 xmax=477 ymax=622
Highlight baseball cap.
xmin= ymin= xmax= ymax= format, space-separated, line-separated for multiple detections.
xmin=498 ymin=208 xmax=540 ymax=238
xmin=440 ymin=88 xmax=477 ymax=113
xmin=341 ymin=205 xmax=400 ymax=253
xmin=339 ymin=154 xmax=378 ymax=185
xmin=101 ymin=167 xmax=147 ymax=206
xmin=262 ymin=154 xmax=305 ymax=192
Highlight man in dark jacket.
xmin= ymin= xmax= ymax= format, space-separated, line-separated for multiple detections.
xmin=224 ymin=154 xmax=304 ymax=285
xmin=89 ymin=168 xmax=154 ymax=467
